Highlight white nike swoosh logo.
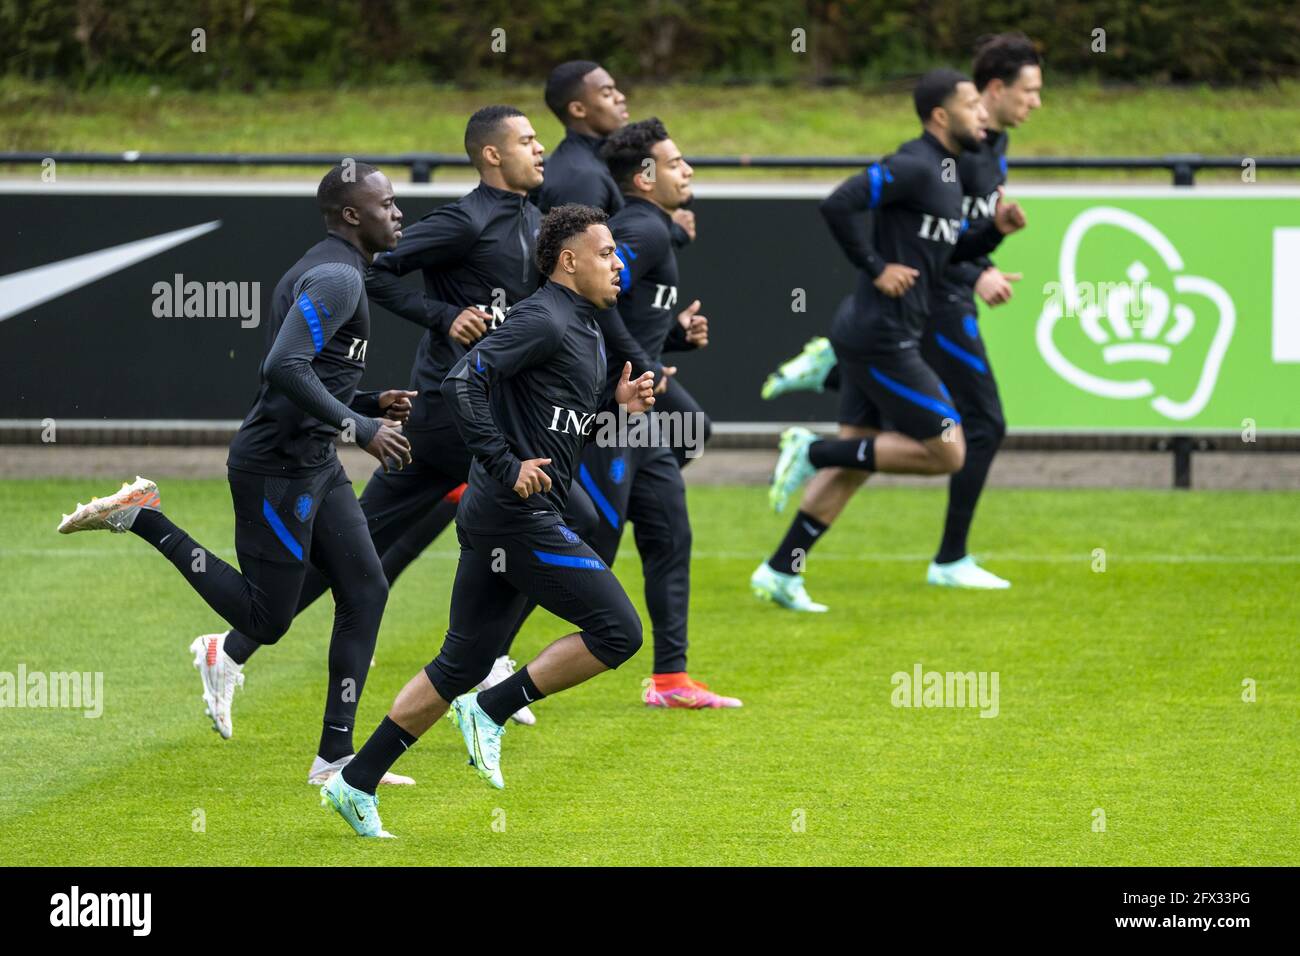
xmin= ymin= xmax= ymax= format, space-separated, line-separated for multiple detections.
xmin=0 ymin=221 xmax=221 ymax=323
xmin=801 ymin=522 xmax=821 ymax=536
xmin=521 ymin=688 xmax=534 ymax=702
xmin=856 ymin=440 xmax=867 ymax=462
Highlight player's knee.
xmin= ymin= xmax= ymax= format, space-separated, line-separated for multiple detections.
xmin=675 ymin=520 xmax=693 ymax=555
xmin=339 ymin=572 xmax=389 ymax=619
xmin=424 ymin=643 xmax=495 ymax=701
xmin=246 ymin=606 xmax=295 ymax=645
xmin=589 ymin=602 xmax=643 ymax=668
xmin=965 ymin=410 xmax=1006 ymax=450
xmin=989 ymin=410 xmax=1007 ymax=446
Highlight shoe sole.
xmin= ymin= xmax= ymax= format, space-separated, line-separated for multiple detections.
xmin=752 ymin=583 xmax=828 ymax=613
xmin=926 ymin=575 xmax=1011 ymax=590
xmin=58 ymin=477 xmax=158 ymax=533
xmin=309 ymin=770 xmax=416 ymax=787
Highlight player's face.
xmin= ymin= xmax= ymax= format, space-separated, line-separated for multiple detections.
xmin=994 ymin=65 xmax=1043 ymax=128
xmin=353 ymin=172 xmax=404 ymax=254
xmin=565 ymin=224 xmax=623 ymax=309
xmin=945 ymin=81 xmax=987 ymax=152
xmin=647 ymin=138 xmax=693 ymax=210
xmin=496 ymin=116 xmax=546 ymax=192
xmin=576 ymin=67 xmax=629 ymax=136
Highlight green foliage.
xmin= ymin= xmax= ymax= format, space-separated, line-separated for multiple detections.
xmin=2 ymin=0 xmax=1296 ymax=88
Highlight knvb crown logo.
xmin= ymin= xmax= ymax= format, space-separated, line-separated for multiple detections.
xmin=1037 ymin=207 xmax=1236 ymax=421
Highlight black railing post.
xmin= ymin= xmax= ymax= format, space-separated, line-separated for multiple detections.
xmin=1172 ymin=436 xmax=1193 ymax=488
xmin=410 ymin=160 xmax=431 ymax=183
xmin=1172 ymin=160 xmax=1196 ymax=186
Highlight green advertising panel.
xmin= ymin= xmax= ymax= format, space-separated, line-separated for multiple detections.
xmin=978 ymin=187 xmax=1300 ymax=433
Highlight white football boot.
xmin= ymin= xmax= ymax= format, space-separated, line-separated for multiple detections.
xmin=926 ymin=555 xmax=1011 ymax=590
xmin=57 ymin=476 xmax=159 ymax=534
xmin=477 ymin=655 xmax=537 ymax=725
xmin=189 ymin=632 xmax=244 ymax=739
xmin=307 ymin=753 xmax=415 ymax=787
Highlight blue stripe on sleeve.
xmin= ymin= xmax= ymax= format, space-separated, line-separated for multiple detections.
xmin=298 ymin=293 xmax=325 ymax=353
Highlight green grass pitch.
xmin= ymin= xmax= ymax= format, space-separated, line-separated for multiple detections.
xmin=0 ymin=477 xmax=1296 ymax=865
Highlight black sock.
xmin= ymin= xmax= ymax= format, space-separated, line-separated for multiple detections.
xmin=318 ymin=720 xmax=354 ymax=763
xmin=768 ymin=510 xmax=829 ymax=575
xmin=129 ymin=507 xmax=183 ymax=554
xmin=222 ymin=630 xmax=259 ymax=665
xmin=477 ymin=665 xmax=544 ymax=726
xmin=935 ymin=430 xmax=999 ymax=564
xmin=935 ymin=509 xmax=974 ymax=565
xmin=341 ymin=716 xmax=418 ymax=795
xmin=808 ymin=437 xmax=875 ymax=471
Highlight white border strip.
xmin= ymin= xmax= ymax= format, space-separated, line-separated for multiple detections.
xmin=3 ymin=180 xmax=1300 ymax=200
xmin=0 ymin=419 xmax=1292 ymax=438
xmin=0 ymin=180 xmax=477 ymax=198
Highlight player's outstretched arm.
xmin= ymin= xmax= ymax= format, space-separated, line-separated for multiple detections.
xmin=365 ymin=205 xmax=478 ymax=333
xmin=440 ymin=306 xmax=561 ymax=491
xmin=820 ymin=157 xmax=924 ymax=278
xmin=263 ymin=262 xmax=380 ymax=450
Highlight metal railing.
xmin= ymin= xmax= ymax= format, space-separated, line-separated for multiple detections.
xmin=4 ymin=151 xmax=1300 ymax=185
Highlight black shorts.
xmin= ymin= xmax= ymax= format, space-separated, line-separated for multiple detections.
xmin=831 ymin=337 xmax=961 ymax=440
xmin=920 ymin=305 xmax=1005 ymax=433
xmin=228 ymin=462 xmax=354 ymax=563
xmin=423 ymin=520 xmax=643 ymax=700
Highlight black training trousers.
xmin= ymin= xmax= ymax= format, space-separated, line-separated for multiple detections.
xmin=424 ymin=521 xmax=643 ymax=701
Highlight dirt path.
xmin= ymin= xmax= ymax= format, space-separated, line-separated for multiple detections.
xmin=5 ymin=446 xmax=1297 ymax=490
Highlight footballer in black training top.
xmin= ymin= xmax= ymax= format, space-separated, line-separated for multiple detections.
xmin=323 ymin=203 xmax=657 ymax=838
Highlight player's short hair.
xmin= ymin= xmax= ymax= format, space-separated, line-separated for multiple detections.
xmin=972 ymin=33 xmax=1042 ymax=91
xmin=316 ymin=161 xmax=381 ymax=225
xmin=914 ymin=68 xmax=972 ymax=123
xmin=601 ymin=117 xmax=669 ymax=193
xmin=544 ymin=60 xmax=602 ymax=124
xmin=464 ymin=105 xmax=526 ymax=169
xmin=536 ymin=203 xmax=609 ymax=276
